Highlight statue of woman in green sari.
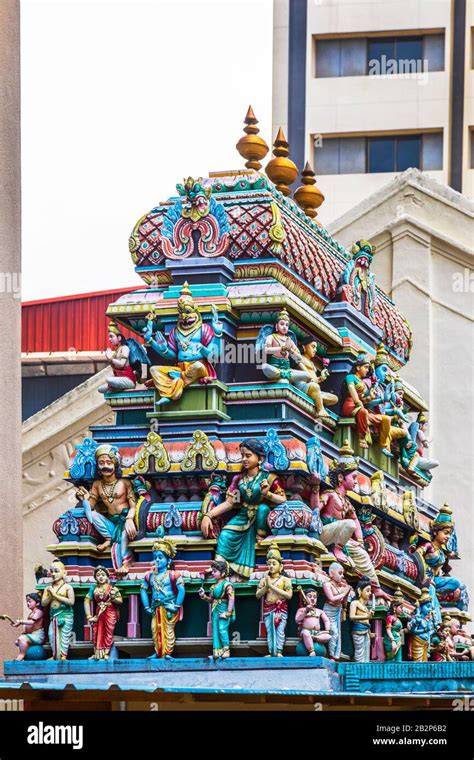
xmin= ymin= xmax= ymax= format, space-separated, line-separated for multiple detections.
xmin=200 ymin=439 xmax=287 ymax=579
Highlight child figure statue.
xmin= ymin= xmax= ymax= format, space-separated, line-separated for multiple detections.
xmin=322 ymin=561 xmax=354 ymax=660
xmin=84 ymin=566 xmax=123 ymax=660
xmin=295 ymin=587 xmax=332 ymax=656
xmin=383 ymin=587 xmax=405 ymax=662
xmin=349 ymin=576 xmax=375 ymax=662
xmin=406 ymin=588 xmax=435 ymax=662
xmin=140 ymin=528 xmax=185 ymax=658
xmin=10 ymin=593 xmax=45 ymax=661
xmin=198 ymin=560 xmax=235 ymax=660
xmin=41 ymin=560 xmax=75 ymax=660
xmin=256 ymin=543 xmax=293 ymax=657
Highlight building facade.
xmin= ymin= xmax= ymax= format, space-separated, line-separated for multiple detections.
xmin=273 ymin=0 xmax=473 ymax=223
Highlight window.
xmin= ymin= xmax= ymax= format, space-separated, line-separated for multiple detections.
xmin=315 ymin=33 xmax=444 ymax=77
xmin=315 ymin=133 xmax=443 ymax=174
xmin=470 ymin=131 xmax=474 ymax=169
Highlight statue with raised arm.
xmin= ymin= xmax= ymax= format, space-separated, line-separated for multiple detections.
xmin=314 ymin=441 xmax=390 ymax=600
xmin=76 ymin=444 xmax=137 ymax=576
xmin=41 ymin=561 xmax=75 ymax=660
xmin=142 ymin=282 xmax=223 ymax=407
xmin=200 ymin=439 xmax=287 ymax=579
xmin=256 ymin=308 xmax=312 ymax=389
xmin=295 ymin=586 xmax=332 ymax=657
xmin=9 ymin=593 xmax=45 ymax=661
xmin=140 ymin=528 xmax=185 ymax=658
xmin=322 ymin=561 xmax=354 ymax=660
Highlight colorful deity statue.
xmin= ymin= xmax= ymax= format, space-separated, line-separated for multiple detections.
xmin=339 ymin=240 xmax=377 ymax=321
xmin=98 ymin=320 xmax=150 ymax=395
xmin=295 ymin=586 xmax=332 ymax=657
xmin=200 ymin=438 xmax=286 ymax=579
xmin=449 ymin=618 xmax=474 ymax=660
xmin=256 ymin=308 xmax=313 ymax=390
xmin=315 ymin=441 xmax=390 ymax=600
xmin=293 ymin=336 xmax=338 ymax=418
xmin=198 ymin=560 xmax=235 ymax=660
xmin=84 ymin=566 xmax=123 ymax=660
xmin=41 ymin=560 xmax=75 ymax=660
xmin=142 ymin=282 xmax=223 ymax=407
xmin=140 ymin=529 xmax=185 ymax=658
xmin=408 ymin=412 xmax=439 ymax=471
xmin=256 ymin=543 xmax=293 ymax=657
xmin=322 ymin=561 xmax=354 ymax=660
xmin=383 ymin=587 xmax=405 ymax=662
xmin=199 ymin=463 xmax=228 ymax=539
xmin=411 ymin=504 xmax=469 ymax=622
xmin=406 ymin=588 xmax=435 ymax=662
xmin=9 ymin=593 xmax=45 ymax=661
xmin=77 ymin=445 xmax=137 ymax=576
xmin=341 ymin=354 xmax=404 ymax=457
xmin=349 ymin=576 xmax=375 ymax=662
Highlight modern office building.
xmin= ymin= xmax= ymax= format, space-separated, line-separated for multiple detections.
xmin=273 ymin=0 xmax=473 ymax=222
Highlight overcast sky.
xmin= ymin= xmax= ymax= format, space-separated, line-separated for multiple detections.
xmin=21 ymin=0 xmax=273 ymax=301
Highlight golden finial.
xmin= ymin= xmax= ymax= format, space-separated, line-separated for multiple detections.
xmin=179 ymin=281 xmax=192 ymax=297
xmin=265 ymin=127 xmax=298 ymax=196
xmin=294 ymin=162 xmax=324 ymax=219
xmin=235 ymin=106 xmax=269 ymax=172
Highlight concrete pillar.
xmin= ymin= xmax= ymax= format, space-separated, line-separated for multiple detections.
xmin=0 ymin=0 xmax=22 ymax=660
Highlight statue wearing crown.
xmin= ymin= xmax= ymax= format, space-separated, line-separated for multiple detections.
xmin=140 ymin=529 xmax=185 ymax=659
xmin=142 ymin=282 xmax=223 ymax=407
xmin=339 ymin=239 xmax=377 ymax=321
xmin=77 ymin=445 xmax=137 ymax=576
xmin=315 ymin=442 xmax=390 ymax=600
xmin=99 ymin=320 xmax=150 ymax=395
xmin=257 ymin=308 xmax=313 ymax=392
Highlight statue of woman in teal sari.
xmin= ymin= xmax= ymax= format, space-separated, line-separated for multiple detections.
xmin=200 ymin=439 xmax=287 ymax=579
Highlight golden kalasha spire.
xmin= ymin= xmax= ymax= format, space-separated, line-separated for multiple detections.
xmin=235 ymin=106 xmax=269 ymax=172
xmin=265 ymin=127 xmax=298 ymax=196
xmin=294 ymin=162 xmax=324 ymax=219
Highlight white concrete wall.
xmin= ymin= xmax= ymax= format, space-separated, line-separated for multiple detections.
xmin=272 ymin=0 xmax=289 ymax=140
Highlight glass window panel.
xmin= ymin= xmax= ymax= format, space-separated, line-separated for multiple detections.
xmin=368 ymin=38 xmax=394 ymax=75
xmin=339 ymin=137 xmax=366 ymax=173
xmin=424 ymin=34 xmax=445 ymax=72
xmin=315 ymin=138 xmax=339 ymax=174
xmin=471 ymin=132 xmax=474 ymax=169
xmin=340 ymin=39 xmax=367 ymax=76
xmin=396 ymin=37 xmax=423 ymax=73
xmin=316 ymin=40 xmax=341 ymax=77
xmin=368 ymin=137 xmax=395 ymax=172
xmin=396 ymin=135 xmax=421 ymax=170
xmin=422 ymin=133 xmax=443 ymax=170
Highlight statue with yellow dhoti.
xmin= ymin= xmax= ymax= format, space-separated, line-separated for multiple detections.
xmin=143 ymin=282 xmax=223 ymax=407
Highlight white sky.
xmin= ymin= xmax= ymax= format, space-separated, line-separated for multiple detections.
xmin=21 ymin=0 xmax=273 ymax=301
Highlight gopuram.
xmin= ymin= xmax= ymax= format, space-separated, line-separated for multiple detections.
xmin=2 ymin=109 xmax=473 ymax=707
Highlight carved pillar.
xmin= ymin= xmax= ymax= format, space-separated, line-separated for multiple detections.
xmin=127 ymin=594 xmax=141 ymax=638
xmin=370 ymin=618 xmax=385 ymax=662
xmin=0 ymin=0 xmax=21 ymax=661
